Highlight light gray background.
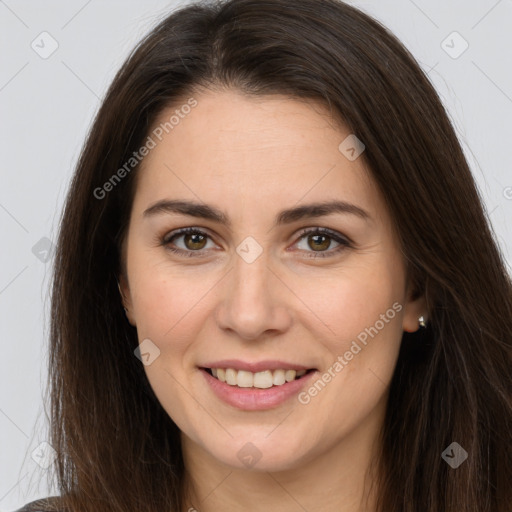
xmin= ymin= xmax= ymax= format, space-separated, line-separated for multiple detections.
xmin=1 ymin=0 xmax=511 ymax=510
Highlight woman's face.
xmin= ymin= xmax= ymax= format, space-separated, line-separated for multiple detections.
xmin=120 ymin=89 xmax=424 ymax=472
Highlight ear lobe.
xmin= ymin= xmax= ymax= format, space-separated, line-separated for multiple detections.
xmin=402 ymin=293 xmax=427 ymax=333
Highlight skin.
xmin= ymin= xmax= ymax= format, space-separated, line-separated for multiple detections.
xmin=119 ymin=88 xmax=426 ymax=512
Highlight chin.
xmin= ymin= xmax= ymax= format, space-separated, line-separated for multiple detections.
xmin=199 ymin=431 xmax=314 ymax=472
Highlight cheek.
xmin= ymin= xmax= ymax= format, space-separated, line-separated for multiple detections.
xmin=128 ymin=267 xmax=212 ymax=432
xmin=299 ymin=263 xmax=404 ymax=403
xmin=129 ymin=255 xmax=212 ymax=341
xmin=294 ymin=282 xmax=403 ymax=451
xmin=303 ymin=262 xmax=403 ymax=344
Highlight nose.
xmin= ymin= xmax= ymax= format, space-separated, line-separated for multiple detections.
xmin=214 ymin=250 xmax=293 ymax=341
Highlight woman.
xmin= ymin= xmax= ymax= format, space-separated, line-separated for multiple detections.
xmin=17 ymin=0 xmax=512 ymax=510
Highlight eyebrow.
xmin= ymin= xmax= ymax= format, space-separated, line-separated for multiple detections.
xmin=143 ymin=199 xmax=370 ymax=228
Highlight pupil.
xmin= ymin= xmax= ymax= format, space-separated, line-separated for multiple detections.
xmin=310 ymin=234 xmax=329 ymax=251
xmin=186 ymin=233 xmax=206 ymax=249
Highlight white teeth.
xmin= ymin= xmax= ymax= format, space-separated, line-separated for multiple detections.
xmin=272 ymin=369 xmax=286 ymax=386
xmin=285 ymin=370 xmax=297 ymax=382
xmin=209 ymin=367 xmax=309 ymax=388
xmin=236 ymin=370 xmax=254 ymax=388
xmin=225 ymin=368 xmax=237 ymax=386
xmin=253 ymin=370 xmax=273 ymax=389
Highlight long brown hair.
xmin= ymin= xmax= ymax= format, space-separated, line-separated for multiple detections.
xmin=46 ymin=0 xmax=512 ymax=510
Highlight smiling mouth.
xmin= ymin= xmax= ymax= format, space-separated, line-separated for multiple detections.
xmin=202 ymin=367 xmax=316 ymax=389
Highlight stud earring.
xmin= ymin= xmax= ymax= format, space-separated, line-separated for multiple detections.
xmin=418 ymin=315 xmax=427 ymax=328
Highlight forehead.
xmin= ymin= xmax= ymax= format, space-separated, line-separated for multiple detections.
xmin=131 ymin=89 xmax=383 ymax=224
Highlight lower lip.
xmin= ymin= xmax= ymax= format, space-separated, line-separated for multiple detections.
xmin=200 ymin=368 xmax=317 ymax=410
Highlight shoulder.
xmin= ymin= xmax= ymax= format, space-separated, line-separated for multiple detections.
xmin=14 ymin=496 xmax=67 ymax=512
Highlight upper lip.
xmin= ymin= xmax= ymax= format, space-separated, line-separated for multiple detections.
xmin=200 ymin=359 xmax=316 ymax=373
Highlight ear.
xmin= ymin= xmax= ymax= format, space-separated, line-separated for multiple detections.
xmin=118 ymin=273 xmax=137 ymax=327
xmin=401 ymin=278 xmax=427 ymax=333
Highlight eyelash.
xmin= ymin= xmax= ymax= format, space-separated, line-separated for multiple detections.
xmin=159 ymin=227 xmax=352 ymax=259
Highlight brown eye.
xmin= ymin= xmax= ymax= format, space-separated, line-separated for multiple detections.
xmin=161 ymin=226 xmax=351 ymax=259
xmin=294 ymin=228 xmax=351 ymax=258
xmin=307 ymin=233 xmax=331 ymax=251
xmin=183 ymin=232 xmax=207 ymax=250
xmin=161 ymin=227 xmax=215 ymax=257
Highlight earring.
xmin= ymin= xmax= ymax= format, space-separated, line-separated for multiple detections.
xmin=418 ymin=315 xmax=427 ymax=328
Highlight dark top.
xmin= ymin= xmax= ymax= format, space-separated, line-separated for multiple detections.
xmin=14 ymin=497 xmax=66 ymax=512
